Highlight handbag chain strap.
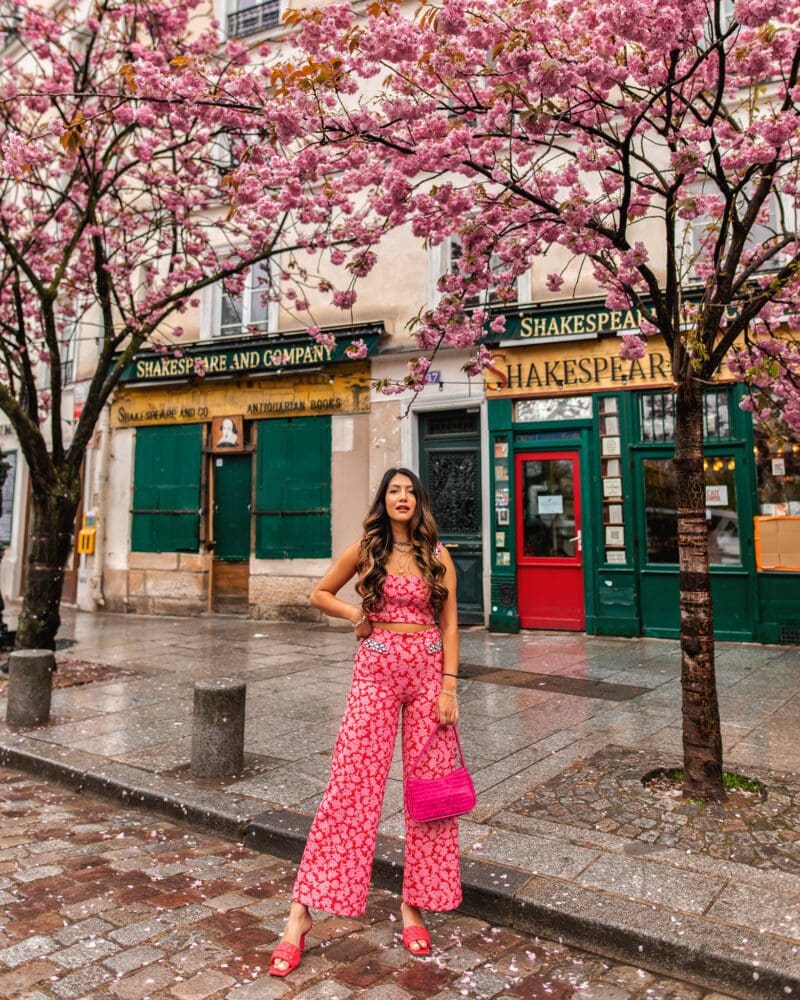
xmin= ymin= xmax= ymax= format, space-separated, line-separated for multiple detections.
xmin=408 ymin=723 xmax=466 ymax=777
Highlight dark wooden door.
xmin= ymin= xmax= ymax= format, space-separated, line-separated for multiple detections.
xmin=419 ymin=410 xmax=483 ymax=625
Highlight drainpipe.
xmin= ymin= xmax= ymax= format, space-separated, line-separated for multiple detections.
xmin=89 ymin=406 xmax=111 ymax=607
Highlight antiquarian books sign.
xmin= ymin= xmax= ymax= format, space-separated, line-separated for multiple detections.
xmin=111 ymin=364 xmax=371 ymax=428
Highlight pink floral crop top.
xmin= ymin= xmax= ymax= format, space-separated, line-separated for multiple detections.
xmin=369 ymin=575 xmax=436 ymax=626
xmin=367 ymin=543 xmax=442 ymax=626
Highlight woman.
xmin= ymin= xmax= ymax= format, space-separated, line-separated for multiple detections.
xmin=269 ymin=467 xmax=461 ymax=976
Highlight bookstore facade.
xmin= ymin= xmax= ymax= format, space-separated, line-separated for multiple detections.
xmin=101 ymin=327 xmax=381 ymax=618
xmin=484 ymin=298 xmax=800 ymax=643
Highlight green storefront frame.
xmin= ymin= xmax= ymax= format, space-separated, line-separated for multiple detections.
xmin=488 ymin=385 xmax=800 ymax=642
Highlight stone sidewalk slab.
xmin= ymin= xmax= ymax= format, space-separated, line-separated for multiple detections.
xmin=0 ymin=609 xmax=799 ymax=998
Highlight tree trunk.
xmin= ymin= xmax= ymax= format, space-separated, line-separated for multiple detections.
xmin=674 ymin=378 xmax=726 ymax=801
xmin=15 ymin=488 xmax=78 ymax=651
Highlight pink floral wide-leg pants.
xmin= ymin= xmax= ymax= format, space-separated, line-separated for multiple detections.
xmin=292 ymin=627 xmax=462 ymax=917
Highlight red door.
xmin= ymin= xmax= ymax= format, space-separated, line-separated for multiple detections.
xmin=516 ymin=451 xmax=585 ymax=630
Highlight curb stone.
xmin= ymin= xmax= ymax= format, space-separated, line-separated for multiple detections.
xmin=1 ymin=731 xmax=797 ymax=1000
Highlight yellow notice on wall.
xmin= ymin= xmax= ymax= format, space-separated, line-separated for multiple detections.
xmin=484 ymin=335 xmax=687 ymax=398
xmin=110 ymin=363 xmax=371 ymax=428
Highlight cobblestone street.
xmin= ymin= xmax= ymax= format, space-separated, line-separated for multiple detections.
xmin=0 ymin=767 xmax=736 ymax=1000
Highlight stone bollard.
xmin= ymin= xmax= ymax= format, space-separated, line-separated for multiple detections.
xmin=190 ymin=678 xmax=246 ymax=778
xmin=6 ymin=649 xmax=54 ymax=727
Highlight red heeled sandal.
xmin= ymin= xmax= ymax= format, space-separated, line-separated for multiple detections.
xmin=401 ymin=924 xmax=431 ymax=956
xmin=269 ymin=930 xmax=308 ymax=977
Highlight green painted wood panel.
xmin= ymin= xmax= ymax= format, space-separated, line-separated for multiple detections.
xmin=131 ymin=425 xmax=201 ymax=552
xmin=255 ymin=417 xmax=331 ymax=558
xmin=214 ymin=454 xmax=252 ymax=561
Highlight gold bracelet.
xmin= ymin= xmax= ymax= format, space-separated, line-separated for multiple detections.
xmin=439 ymin=689 xmax=457 ymax=699
xmin=352 ymin=614 xmax=367 ymax=628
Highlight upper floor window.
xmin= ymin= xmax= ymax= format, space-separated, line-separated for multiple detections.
xmin=59 ymin=321 xmax=77 ymax=385
xmin=227 ymin=0 xmax=281 ymax=38
xmin=206 ymin=260 xmax=276 ymax=340
xmin=428 ymin=237 xmax=531 ymax=310
xmin=685 ymin=182 xmax=793 ymax=278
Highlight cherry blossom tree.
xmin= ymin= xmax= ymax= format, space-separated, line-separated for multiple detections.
xmin=264 ymin=0 xmax=800 ymax=799
xmin=0 ymin=0 xmax=357 ymax=650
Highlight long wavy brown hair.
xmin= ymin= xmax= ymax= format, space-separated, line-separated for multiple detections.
xmin=356 ymin=467 xmax=448 ymax=613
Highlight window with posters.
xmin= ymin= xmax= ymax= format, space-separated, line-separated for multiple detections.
xmin=754 ymin=428 xmax=800 ymax=518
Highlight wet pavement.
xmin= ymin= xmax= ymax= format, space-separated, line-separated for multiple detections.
xmin=0 ymin=766 xmax=738 ymax=999
xmin=1 ymin=610 xmax=799 ymax=996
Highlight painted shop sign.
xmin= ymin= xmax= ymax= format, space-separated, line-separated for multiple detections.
xmin=493 ymin=294 xmax=738 ymax=344
xmin=485 ymin=336 xmax=730 ymax=398
xmin=119 ymin=328 xmax=381 ymax=384
xmin=111 ymin=364 xmax=371 ymax=428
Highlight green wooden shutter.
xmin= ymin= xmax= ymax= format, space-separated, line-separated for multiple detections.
xmin=131 ymin=424 xmax=202 ymax=552
xmin=255 ymin=417 xmax=331 ymax=558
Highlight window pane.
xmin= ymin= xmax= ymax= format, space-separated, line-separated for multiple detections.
xmin=643 ymin=459 xmax=678 ymax=563
xmin=755 ymin=429 xmax=800 ymax=515
xmin=219 ymin=290 xmax=243 ymax=336
xmin=521 ymin=459 xmax=576 ymax=558
xmin=248 ymin=261 xmax=272 ymax=330
xmin=516 ymin=396 xmax=592 ymax=422
xmin=639 ymin=390 xmax=729 ymax=442
xmin=705 ymin=455 xmax=740 ymax=564
xmin=643 ymin=456 xmax=740 ymax=565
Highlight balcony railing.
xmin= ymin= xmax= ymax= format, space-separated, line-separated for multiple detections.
xmin=227 ymin=0 xmax=281 ymax=37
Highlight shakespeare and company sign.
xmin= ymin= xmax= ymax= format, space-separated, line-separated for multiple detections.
xmin=119 ymin=328 xmax=381 ymax=384
xmin=111 ymin=364 xmax=371 ymax=428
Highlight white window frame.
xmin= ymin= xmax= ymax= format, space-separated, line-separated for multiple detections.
xmin=679 ymin=182 xmax=794 ymax=283
xmin=221 ymin=0 xmax=284 ymax=40
xmin=202 ymin=259 xmax=279 ymax=340
xmin=428 ymin=238 xmax=532 ymax=310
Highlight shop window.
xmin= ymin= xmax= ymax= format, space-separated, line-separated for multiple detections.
xmin=515 ymin=396 xmax=592 ymax=422
xmin=521 ymin=458 xmax=577 ymax=558
xmin=755 ymin=429 xmax=800 ymax=516
xmin=254 ymin=417 xmax=331 ymax=558
xmin=639 ymin=390 xmax=730 ymax=442
xmin=643 ymin=455 xmax=741 ymax=565
xmin=131 ymin=425 xmax=202 ymax=552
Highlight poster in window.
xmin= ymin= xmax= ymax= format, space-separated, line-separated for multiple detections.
xmin=496 ymin=507 xmax=510 ymax=525
xmin=603 ymin=478 xmax=623 ymax=498
xmin=538 ymin=494 xmax=564 ymax=515
xmin=211 ymin=415 xmax=245 ymax=453
xmin=705 ymin=484 xmax=728 ymax=507
xmin=494 ymin=441 xmax=508 ymax=458
xmin=605 ymin=525 xmax=625 ymax=547
xmin=495 ymin=464 xmax=509 ymax=482
xmin=0 ymin=452 xmax=16 ymax=547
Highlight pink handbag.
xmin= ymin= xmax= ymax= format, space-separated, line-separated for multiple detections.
xmin=405 ymin=723 xmax=476 ymax=823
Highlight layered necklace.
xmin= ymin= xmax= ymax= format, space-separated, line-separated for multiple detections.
xmin=392 ymin=536 xmax=414 ymax=575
